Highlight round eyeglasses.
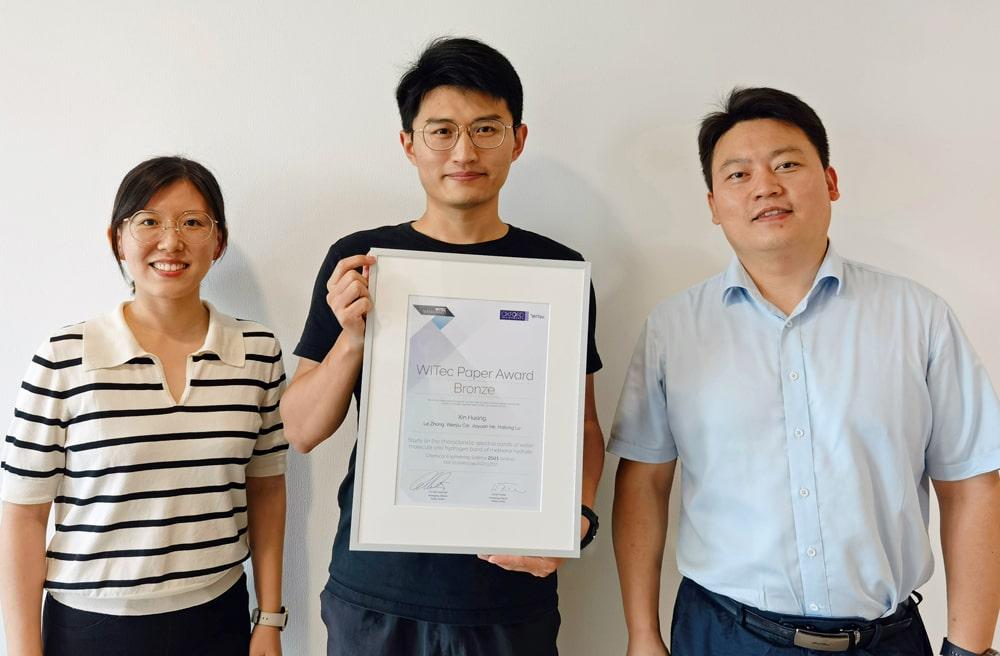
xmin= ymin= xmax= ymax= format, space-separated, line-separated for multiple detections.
xmin=123 ymin=210 xmax=218 ymax=244
xmin=414 ymin=119 xmax=514 ymax=151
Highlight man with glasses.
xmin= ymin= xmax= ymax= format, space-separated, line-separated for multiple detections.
xmin=609 ymin=87 xmax=1000 ymax=655
xmin=281 ymin=37 xmax=604 ymax=656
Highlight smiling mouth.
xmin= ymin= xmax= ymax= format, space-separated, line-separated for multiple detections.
xmin=753 ymin=208 xmax=792 ymax=221
xmin=151 ymin=262 xmax=189 ymax=272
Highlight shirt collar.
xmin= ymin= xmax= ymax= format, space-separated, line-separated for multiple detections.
xmin=721 ymin=242 xmax=845 ymax=306
xmin=83 ymin=301 xmax=246 ymax=371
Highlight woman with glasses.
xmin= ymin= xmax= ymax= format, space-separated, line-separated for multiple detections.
xmin=0 ymin=157 xmax=288 ymax=656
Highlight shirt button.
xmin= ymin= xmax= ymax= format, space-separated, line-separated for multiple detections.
xmin=789 ymin=371 xmax=800 ymax=381
xmin=809 ymin=603 xmax=819 ymax=612
xmin=799 ymin=488 xmax=810 ymax=497
xmin=794 ymin=428 xmax=805 ymax=438
xmin=785 ymin=320 xmax=793 ymax=328
xmin=806 ymin=547 xmax=817 ymax=557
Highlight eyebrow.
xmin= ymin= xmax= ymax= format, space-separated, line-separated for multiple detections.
xmin=138 ymin=209 xmax=209 ymax=215
xmin=716 ymin=146 xmax=805 ymax=171
xmin=422 ymin=114 xmax=505 ymax=124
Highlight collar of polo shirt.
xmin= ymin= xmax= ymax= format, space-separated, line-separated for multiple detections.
xmin=82 ymin=301 xmax=246 ymax=370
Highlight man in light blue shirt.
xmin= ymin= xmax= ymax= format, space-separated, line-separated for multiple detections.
xmin=609 ymin=87 xmax=1000 ymax=656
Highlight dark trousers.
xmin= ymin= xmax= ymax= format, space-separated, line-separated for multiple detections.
xmin=320 ymin=586 xmax=561 ymax=656
xmin=42 ymin=574 xmax=250 ymax=656
xmin=671 ymin=578 xmax=933 ymax=656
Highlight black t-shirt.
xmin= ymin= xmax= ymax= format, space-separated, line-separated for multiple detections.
xmin=294 ymin=222 xmax=602 ymax=625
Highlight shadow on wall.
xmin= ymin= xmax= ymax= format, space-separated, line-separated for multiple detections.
xmin=505 ymin=153 xmax=723 ymax=350
xmin=503 ymin=154 xmax=632 ymax=310
xmin=503 ymin=156 xmax=698 ymax=654
xmin=501 ymin=157 xmax=632 ymax=655
xmin=201 ymin=243 xmax=313 ymax=647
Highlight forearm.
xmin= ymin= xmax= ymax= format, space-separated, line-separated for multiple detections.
xmin=936 ymin=471 xmax=1000 ymax=652
xmin=613 ymin=459 xmax=675 ymax=641
xmin=280 ymin=336 xmax=362 ymax=452
xmin=246 ymin=476 xmax=286 ymax=612
xmin=581 ymin=376 xmax=604 ymax=508
xmin=0 ymin=502 xmax=50 ymax=656
xmin=582 ymin=424 xmax=604 ymax=509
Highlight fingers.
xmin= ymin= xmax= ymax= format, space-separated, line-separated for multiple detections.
xmin=477 ymin=554 xmax=562 ymax=577
xmin=326 ymin=255 xmax=376 ymax=300
xmin=326 ymin=255 xmax=376 ymax=331
xmin=326 ymin=283 xmax=368 ymax=328
xmin=329 ymin=254 xmax=376 ymax=287
xmin=329 ymin=272 xmax=369 ymax=303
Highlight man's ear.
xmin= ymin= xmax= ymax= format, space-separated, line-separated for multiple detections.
xmin=826 ymin=166 xmax=840 ymax=202
xmin=510 ymin=124 xmax=528 ymax=163
xmin=401 ymin=130 xmax=417 ymax=166
xmin=707 ymin=191 xmax=721 ymax=226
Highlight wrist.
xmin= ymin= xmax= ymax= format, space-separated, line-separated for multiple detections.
xmin=628 ymin=626 xmax=667 ymax=649
xmin=333 ymin=331 xmax=365 ymax=358
xmin=941 ymin=637 xmax=999 ymax=656
xmin=328 ymin=333 xmax=366 ymax=378
xmin=580 ymin=504 xmax=599 ymax=549
xmin=251 ymin=606 xmax=289 ymax=631
xmin=627 ymin=619 xmax=664 ymax=639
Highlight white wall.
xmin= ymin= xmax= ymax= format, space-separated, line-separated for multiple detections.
xmin=2 ymin=1 xmax=998 ymax=653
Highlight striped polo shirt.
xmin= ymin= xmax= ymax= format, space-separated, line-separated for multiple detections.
xmin=1 ymin=302 xmax=288 ymax=615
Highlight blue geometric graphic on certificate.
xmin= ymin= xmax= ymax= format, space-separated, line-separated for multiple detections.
xmin=396 ymin=295 xmax=551 ymax=511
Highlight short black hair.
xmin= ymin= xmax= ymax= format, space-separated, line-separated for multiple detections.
xmin=396 ymin=37 xmax=523 ymax=132
xmin=110 ymin=156 xmax=227 ymax=288
xmin=698 ymin=87 xmax=830 ymax=191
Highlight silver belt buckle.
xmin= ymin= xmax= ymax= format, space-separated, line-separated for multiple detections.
xmin=792 ymin=628 xmax=852 ymax=651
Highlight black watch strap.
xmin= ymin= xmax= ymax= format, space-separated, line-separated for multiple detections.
xmin=580 ymin=504 xmax=599 ymax=550
xmin=941 ymin=638 xmax=999 ymax=656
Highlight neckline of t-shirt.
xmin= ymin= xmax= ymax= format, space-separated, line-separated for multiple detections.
xmin=401 ymin=221 xmax=517 ymax=250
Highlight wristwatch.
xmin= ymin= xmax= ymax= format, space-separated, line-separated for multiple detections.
xmin=580 ymin=504 xmax=599 ymax=550
xmin=940 ymin=638 xmax=1000 ymax=656
xmin=252 ymin=606 xmax=289 ymax=631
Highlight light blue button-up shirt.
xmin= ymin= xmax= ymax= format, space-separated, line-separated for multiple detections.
xmin=608 ymin=245 xmax=1000 ymax=619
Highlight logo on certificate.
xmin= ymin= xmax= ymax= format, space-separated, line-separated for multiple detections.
xmin=413 ymin=304 xmax=455 ymax=330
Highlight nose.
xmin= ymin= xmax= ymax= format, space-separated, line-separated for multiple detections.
xmin=450 ymin=127 xmax=478 ymax=163
xmin=753 ymin=168 xmax=782 ymax=200
xmin=156 ymin=223 xmax=185 ymax=251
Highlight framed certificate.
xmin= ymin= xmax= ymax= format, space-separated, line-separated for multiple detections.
xmin=350 ymin=248 xmax=591 ymax=557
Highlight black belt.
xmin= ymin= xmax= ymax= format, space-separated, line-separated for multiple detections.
xmin=708 ymin=586 xmax=920 ymax=652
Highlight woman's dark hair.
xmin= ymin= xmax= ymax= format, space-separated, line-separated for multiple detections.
xmin=396 ymin=36 xmax=523 ymax=132
xmin=698 ymin=87 xmax=830 ymax=191
xmin=110 ymin=156 xmax=227 ymax=286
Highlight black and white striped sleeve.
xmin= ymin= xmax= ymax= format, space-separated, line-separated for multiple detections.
xmin=2 ymin=340 xmax=72 ymax=504
xmin=246 ymin=337 xmax=288 ymax=478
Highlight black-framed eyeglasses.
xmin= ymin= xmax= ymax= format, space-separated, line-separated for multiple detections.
xmin=122 ymin=210 xmax=218 ymax=244
xmin=414 ymin=119 xmax=514 ymax=151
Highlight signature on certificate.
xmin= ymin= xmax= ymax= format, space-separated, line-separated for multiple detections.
xmin=490 ymin=482 xmax=526 ymax=494
xmin=409 ymin=471 xmax=452 ymax=491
